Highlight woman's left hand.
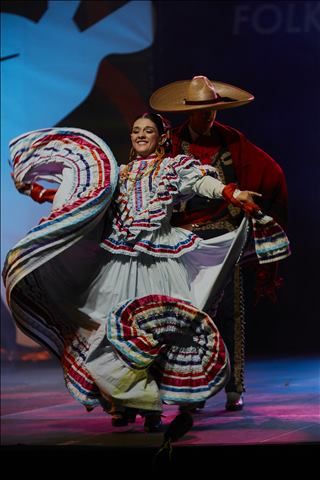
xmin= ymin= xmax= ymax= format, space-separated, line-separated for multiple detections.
xmin=222 ymin=183 xmax=263 ymax=218
xmin=234 ymin=190 xmax=262 ymax=203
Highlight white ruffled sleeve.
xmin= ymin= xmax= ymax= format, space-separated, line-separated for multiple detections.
xmin=192 ymin=175 xmax=224 ymax=199
xmin=172 ymin=155 xmax=224 ymax=199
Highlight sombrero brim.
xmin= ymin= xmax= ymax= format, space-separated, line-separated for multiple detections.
xmin=150 ymin=80 xmax=254 ymax=112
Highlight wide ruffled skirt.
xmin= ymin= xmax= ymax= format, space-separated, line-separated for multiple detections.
xmin=3 ymin=126 xmax=249 ymax=411
xmin=78 ymin=223 xmax=248 ymax=410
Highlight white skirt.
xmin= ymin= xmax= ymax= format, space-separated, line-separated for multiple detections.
xmin=79 ymin=218 xmax=248 ymax=322
xmin=80 ymin=218 xmax=248 ymax=410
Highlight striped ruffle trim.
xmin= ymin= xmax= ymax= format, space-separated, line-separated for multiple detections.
xmin=106 ymin=294 xmax=230 ymax=403
xmin=63 ymin=336 xmax=101 ymax=407
xmin=100 ymin=232 xmax=201 ymax=258
xmin=252 ymin=217 xmax=291 ymax=264
xmin=9 ymin=128 xmax=117 ymax=226
xmin=3 ymin=128 xmax=118 ymax=396
xmin=4 ymin=127 xmax=118 ymax=300
xmin=108 ymin=155 xmax=207 ymax=243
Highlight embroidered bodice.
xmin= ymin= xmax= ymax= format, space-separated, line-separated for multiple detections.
xmin=100 ymin=154 xmax=221 ymax=257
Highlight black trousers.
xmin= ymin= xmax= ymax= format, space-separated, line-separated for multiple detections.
xmin=214 ymin=265 xmax=245 ymax=394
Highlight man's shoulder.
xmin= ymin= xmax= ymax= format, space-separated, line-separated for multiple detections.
xmin=214 ymin=122 xmax=282 ymax=168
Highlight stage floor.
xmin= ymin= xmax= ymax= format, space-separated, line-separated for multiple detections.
xmin=1 ymin=355 xmax=319 ymax=469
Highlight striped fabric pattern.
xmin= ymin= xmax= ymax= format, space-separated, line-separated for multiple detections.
xmin=107 ymin=294 xmax=230 ymax=404
xmin=3 ymin=128 xmax=118 ymax=406
xmin=63 ymin=335 xmax=101 ymax=407
xmin=102 ymin=233 xmax=201 ymax=258
xmin=5 ymin=128 xmax=118 ymax=295
xmin=252 ymin=215 xmax=291 ymax=264
xmin=101 ymin=154 xmax=208 ymax=257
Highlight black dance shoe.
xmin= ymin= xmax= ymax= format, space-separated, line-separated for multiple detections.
xmin=225 ymin=392 xmax=244 ymax=411
xmin=111 ymin=413 xmax=129 ymax=427
xmin=111 ymin=407 xmax=138 ymax=427
xmin=144 ymin=413 xmax=163 ymax=433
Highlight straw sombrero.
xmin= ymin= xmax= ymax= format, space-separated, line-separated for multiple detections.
xmin=149 ymin=75 xmax=254 ymax=112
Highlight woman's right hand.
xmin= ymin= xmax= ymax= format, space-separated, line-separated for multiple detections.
xmin=12 ymin=174 xmax=31 ymax=194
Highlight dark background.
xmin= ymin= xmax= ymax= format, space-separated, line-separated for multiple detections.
xmin=1 ymin=0 xmax=320 ymax=356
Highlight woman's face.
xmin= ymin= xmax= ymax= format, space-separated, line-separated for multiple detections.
xmin=131 ymin=118 xmax=160 ymax=157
